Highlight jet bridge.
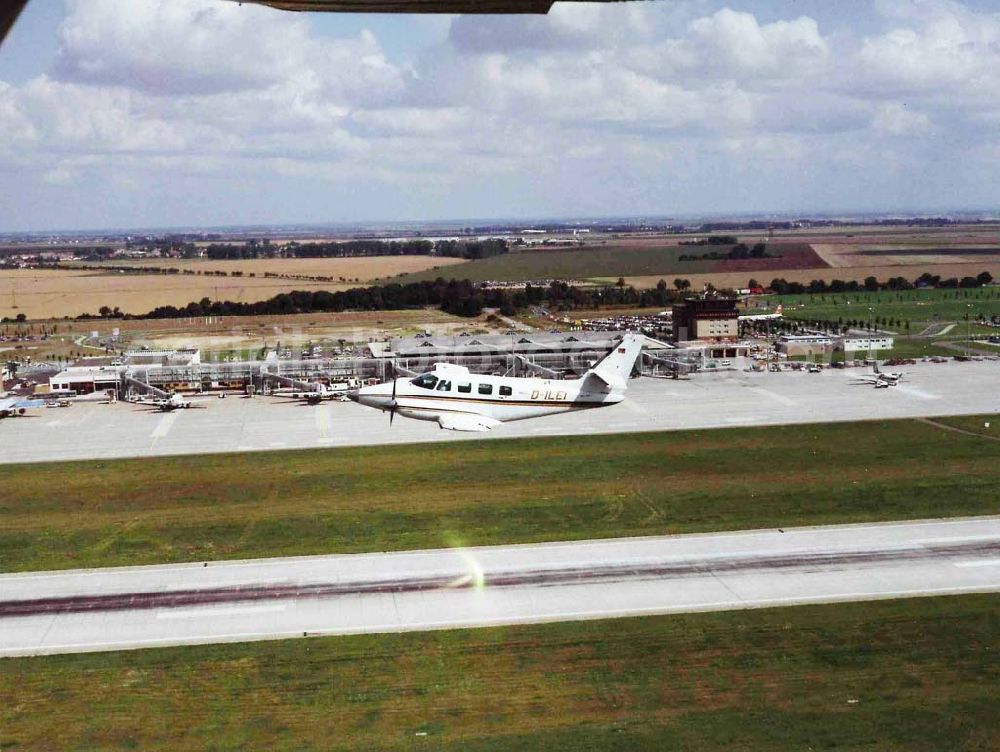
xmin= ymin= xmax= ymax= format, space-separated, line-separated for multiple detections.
xmin=262 ymin=371 xmax=321 ymax=394
xmin=641 ymin=351 xmax=701 ymax=377
xmin=507 ymin=354 xmax=560 ymax=379
xmin=123 ymin=374 xmax=170 ymax=400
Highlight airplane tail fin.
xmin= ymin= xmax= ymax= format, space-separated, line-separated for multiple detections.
xmin=583 ymin=332 xmax=644 ymax=391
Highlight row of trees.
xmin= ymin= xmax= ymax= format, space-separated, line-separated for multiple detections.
xmin=680 ymin=242 xmax=773 ymax=262
xmin=124 ymin=276 xmax=689 ymax=321
xmin=202 ymin=238 xmax=508 ymax=261
xmin=762 ymin=271 xmax=993 ymax=295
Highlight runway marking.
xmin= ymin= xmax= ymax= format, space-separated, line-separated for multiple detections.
xmin=150 ymin=413 xmax=177 ymax=440
xmin=156 ymin=604 xmax=287 ymax=620
xmin=16 ymin=583 xmax=1000 ymax=657
xmin=938 ymin=323 xmax=957 ymax=335
xmin=953 ymin=559 xmax=1000 ymax=568
xmin=747 ymin=387 xmax=796 ymax=406
xmin=315 ymin=405 xmax=331 ymax=440
xmin=894 ymin=385 xmax=939 ymax=400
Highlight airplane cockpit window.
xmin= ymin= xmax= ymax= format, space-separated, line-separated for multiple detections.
xmin=436 ymin=379 xmax=452 ymax=391
xmin=411 ymin=374 xmax=439 ymax=390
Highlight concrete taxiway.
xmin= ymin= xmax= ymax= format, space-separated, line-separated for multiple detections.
xmin=1 ymin=359 xmax=997 ymax=464
xmin=2 ymin=516 xmax=999 ymax=656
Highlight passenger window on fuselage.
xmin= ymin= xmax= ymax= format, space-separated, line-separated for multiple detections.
xmin=411 ymin=373 xmax=439 ymax=390
xmin=457 ymin=382 xmax=471 ymax=393
xmin=499 ymin=385 xmax=512 ymax=396
xmin=478 ymin=383 xmax=493 ymax=395
xmin=436 ymin=379 xmax=452 ymax=391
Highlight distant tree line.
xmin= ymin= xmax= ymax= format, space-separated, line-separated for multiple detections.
xmin=203 ymin=238 xmax=508 ymax=261
xmin=680 ymin=242 xmax=775 ymax=261
xmin=765 ymin=270 xmax=994 ymax=295
xmin=678 ymin=235 xmax=739 ymax=246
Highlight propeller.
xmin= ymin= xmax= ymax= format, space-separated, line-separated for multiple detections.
xmin=389 ymin=363 xmax=397 ymax=426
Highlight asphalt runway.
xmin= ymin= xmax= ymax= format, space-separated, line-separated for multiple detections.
xmin=1 ymin=360 xmax=997 ymax=464
xmin=2 ymin=517 xmax=999 ymax=656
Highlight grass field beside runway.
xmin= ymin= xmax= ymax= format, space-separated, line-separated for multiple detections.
xmin=2 ymin=415 xmax=999 ymax=572
xmin=2 ymin=594 xmax=998 ymax=750
xmin=773 ymin=288 xmax=1000 ymax=327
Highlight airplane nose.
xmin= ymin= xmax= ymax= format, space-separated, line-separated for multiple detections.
xmin=345 ymin=389 xmax=360 ymax=402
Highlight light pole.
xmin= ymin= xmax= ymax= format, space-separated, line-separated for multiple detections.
xmin=966 ymin=303 xmax=973 ymax=355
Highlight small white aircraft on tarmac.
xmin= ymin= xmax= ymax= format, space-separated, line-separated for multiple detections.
xmin=132 ymin=393 xmax=211 ymax=412
xmin=349 ymin=332 xmax=644 ymax=432
xmin=853 ymin=361 xmax=904 ymax=388
xmin=272 ymin=380 xmax=360 ymax=405
xmin=0 ymin=395 xmax=44 ymax=418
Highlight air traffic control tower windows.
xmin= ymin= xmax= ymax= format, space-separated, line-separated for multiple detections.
xmin=412 ymin=374 xmax=439 ymax=390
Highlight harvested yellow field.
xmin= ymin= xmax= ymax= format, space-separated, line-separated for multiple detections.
xmin=811 ymin=243 xmax=1000 ymax=269
xmin=3 ymin=256 xmax=467 ymax=319
xmin=85 ymin=256 xmax=467 ymax=280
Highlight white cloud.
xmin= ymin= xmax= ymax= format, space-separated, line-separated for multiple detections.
xmin=1 ymin=0 xmax=999 ymax=229
xmin=872 ymin=102 xmax=931 ymax=135
xmin=857 ymin=0 xmax=1000 ymax=100
xmin=685 ymin=9 xmax=829 ymax=80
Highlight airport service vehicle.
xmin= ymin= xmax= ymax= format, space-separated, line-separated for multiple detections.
xmin=350 ymin=332 xmax=644 ymax=432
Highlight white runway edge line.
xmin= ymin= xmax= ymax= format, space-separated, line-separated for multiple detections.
xmin=2 ymin=517 xmax=999 ymax=657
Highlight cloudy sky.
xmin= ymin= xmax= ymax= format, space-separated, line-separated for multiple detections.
xmin=1 ymin=0 xmax=998 ymax=231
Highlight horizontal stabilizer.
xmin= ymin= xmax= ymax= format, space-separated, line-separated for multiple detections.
xmin=437 ymin=414 xmax=501 ymax=432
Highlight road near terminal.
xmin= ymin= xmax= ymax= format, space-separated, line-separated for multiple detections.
xmin=2 ymin=517 xmax=998 ymax=656
xmin=1 ymin=360 xmax=997 ymax=464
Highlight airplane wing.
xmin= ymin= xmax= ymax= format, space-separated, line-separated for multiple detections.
xmin=1 ymin=0 xmax=27 ymax=47
xmin=231 ymin=0 xmax=567 ymax=14
xmin=3 ymin=0 xmax=638 ymax=46
xmin=437 ymin=413 xmax=501 ymax=432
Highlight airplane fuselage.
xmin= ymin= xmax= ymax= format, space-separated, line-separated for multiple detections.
xmin=357 ymin=367 xmax=624 ymax=424
xmin=352 ymin=333 xmax=644 ymax=431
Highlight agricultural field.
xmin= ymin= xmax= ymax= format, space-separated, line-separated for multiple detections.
xmin=403 ymin=245 xmax=999 ymax=292
xmin=2 ymin=416 xmax=999 ymax=573
xmin=76 ymin=255 xmax=468 ymax=282
xmin=3 ymin=594 xmax=997 ymax=750
xmin=400 ymin=242 xmax=825 ymax=284
xmin=1 ymin=256 xmax=466 ymax=320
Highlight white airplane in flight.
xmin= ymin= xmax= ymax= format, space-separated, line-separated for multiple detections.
xmin=350 ymin=332 xmax=644 ymax=431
